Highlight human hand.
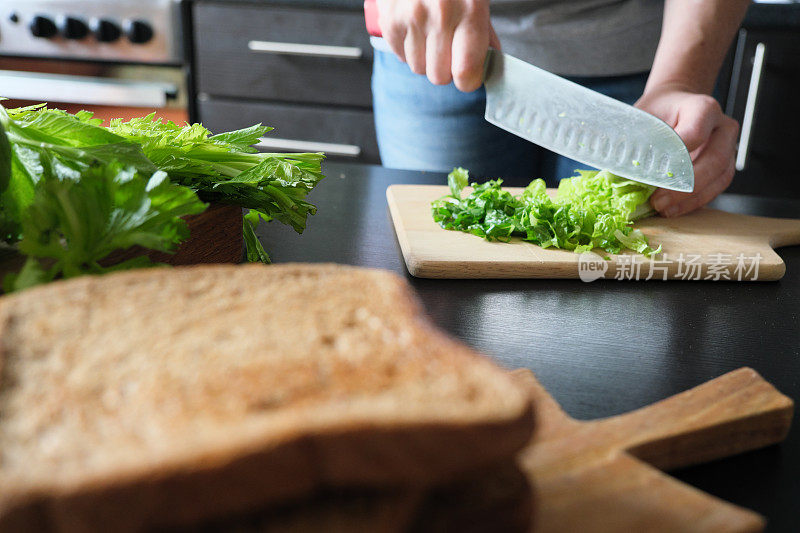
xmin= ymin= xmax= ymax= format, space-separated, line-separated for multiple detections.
xmin=376 ymin=0 xmax=499 ymax=91
xmin=635 ymin=86 xmax=740 ymax=217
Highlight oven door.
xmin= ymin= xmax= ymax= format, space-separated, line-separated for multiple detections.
xmin=0 ymin=58 xmax=188 ymax=124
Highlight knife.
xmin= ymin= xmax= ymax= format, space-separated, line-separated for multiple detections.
xmin=363 ymin=0 xmax=694 ymax=192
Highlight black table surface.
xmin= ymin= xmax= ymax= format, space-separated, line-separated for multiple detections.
xmin=255 ymin=162 xmax=800 ymax=532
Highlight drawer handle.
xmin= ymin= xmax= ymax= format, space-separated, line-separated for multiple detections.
xmin=0 ymin=69 xmax=176 ymax=108
xmin=257 ymin=137 xmax=361 ymax=158
xmin=248 ymin=40 xmax=363 ymax=60
xmin=735 ymin=42 xmax=766 ymax=172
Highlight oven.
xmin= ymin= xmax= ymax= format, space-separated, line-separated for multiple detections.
xmin=0 ymin=0 xmax=190 ymax=125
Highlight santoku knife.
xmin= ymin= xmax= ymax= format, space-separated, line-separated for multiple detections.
xmin=363 ymin=0 xmax=694 ymax=192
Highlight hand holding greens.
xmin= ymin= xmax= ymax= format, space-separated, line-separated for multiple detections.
xmin=0 ymin=102 xmax=325 ymax=291
xmin=432 ymin=168 xmax=661 ymax=256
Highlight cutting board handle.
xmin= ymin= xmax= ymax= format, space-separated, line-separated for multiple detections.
xmin=604 ymin=368 xmax=793 ymax=470
xmin=767 ymin=216 xmax=800 ymax=248
xmin=719 ymin=212 xmax=800 ymax=248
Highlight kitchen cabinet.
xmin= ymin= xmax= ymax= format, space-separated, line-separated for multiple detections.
xmin=191 ymin=2 xmax=800 ymax=183
xmin=192 ymin=0 xmax=378 ymax=163
xmin=720 ymin=6 xmax=800 ymax=199
xmin=198 ymin=98 xmax=379 ymax=161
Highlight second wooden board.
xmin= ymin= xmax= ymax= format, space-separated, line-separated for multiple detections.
xmin=386 ymin=185 xmax=800 ymax=281
xmin=514 ymin=367 xmax=793 ymax=532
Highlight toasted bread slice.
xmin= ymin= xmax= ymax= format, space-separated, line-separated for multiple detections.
xmin=0 ymin=264 xmax=533 ymax=531
xmin=181 ymin=460 xmax=531 ymax=533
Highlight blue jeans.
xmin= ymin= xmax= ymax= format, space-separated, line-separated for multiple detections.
xmin=372 ymin=49 xmax=649 ymax=187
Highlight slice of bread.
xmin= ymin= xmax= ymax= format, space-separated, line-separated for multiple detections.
xmin=0 ymin=264 xmax=533 ymax=532
xmin=180 ymin=460 xmax=531 ymax=533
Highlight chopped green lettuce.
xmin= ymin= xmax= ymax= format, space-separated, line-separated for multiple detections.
xmin=432 ymin=168 xmax=661 ymax=256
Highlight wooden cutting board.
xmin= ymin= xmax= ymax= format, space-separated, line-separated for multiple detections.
xmin=386 ymin=185 xmax=800 ymax=280
xmin=515 ymin=367 xmax=793 ymax=532
xmin=208 ymin=367 xmax=792 ymax=532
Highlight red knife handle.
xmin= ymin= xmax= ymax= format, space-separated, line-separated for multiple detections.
xmin=364 ymin=0 xmax=383 ymax=37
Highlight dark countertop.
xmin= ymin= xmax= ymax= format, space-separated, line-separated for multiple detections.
xmin=256 ymin=162 xmax=800 ymax=532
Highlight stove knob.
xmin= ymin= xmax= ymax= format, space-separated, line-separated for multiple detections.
xmin=60 ymin=16 xmax=88 ymax=40
xmin=30 ymin=15 xmax=57 ymax=38
xmin=125 ymin=20 xmax=153 ymax=44
xmin=91 ymin=18 xmax=121 ymax=42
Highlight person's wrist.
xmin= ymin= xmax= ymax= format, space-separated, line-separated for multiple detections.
xmin=642 ymin=74 xmax=713 ymax=100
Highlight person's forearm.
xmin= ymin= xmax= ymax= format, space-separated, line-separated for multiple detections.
xmin=645 ymin=0 xmax=751 ymax=96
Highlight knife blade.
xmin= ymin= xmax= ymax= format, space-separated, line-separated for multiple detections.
xmin=483 ymin=50 xmax=693 ymax=192
xmin=363 ymin=1 xmax=694 ymax=192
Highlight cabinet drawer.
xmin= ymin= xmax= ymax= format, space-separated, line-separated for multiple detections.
xmin=194 ymin=2 xmax=372 ymax=107
xmin=726 ymin=29 xmax=800 ymax=198
xmin=199 ymin=98 xmax=379 ymax=163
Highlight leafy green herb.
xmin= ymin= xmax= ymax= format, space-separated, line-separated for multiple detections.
xmin=4 ymin=164 xmax=206 ymax=292
xmin=0 ymin=114 xmax=11 ymax=195
xmin=432 ymin=168 xmax=661 ymax=256
xmin=0 ymin=104 xmax=155 ymax=243
xmin=243 ymin=209 xmax=271 ymax=263
xmin=106 ymin=113 xmax=325 ymax=234
xmin=0 ymin=102 xmax=327 ymax=291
